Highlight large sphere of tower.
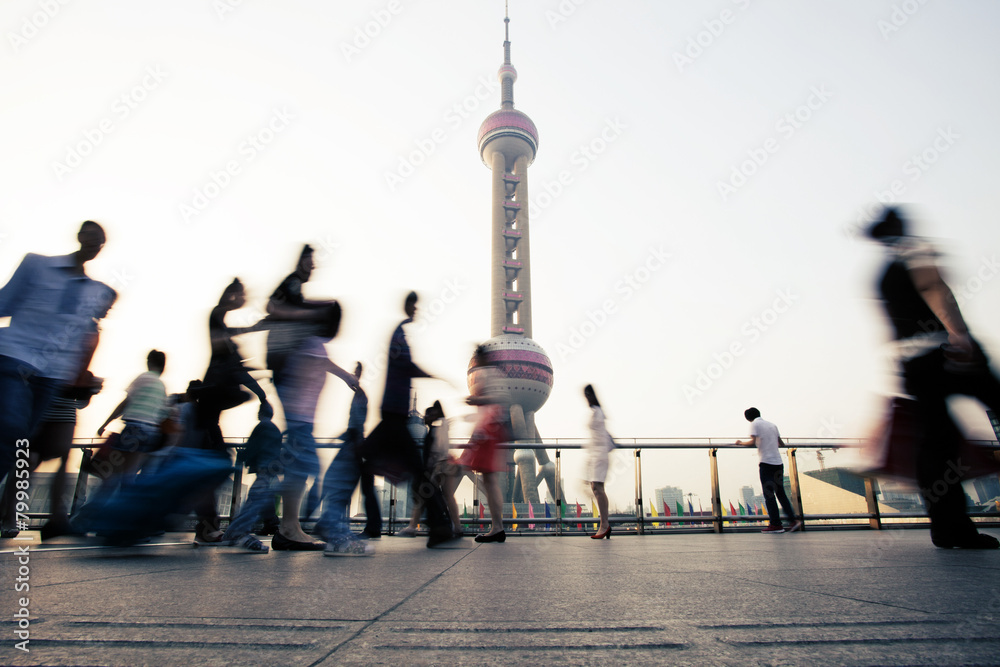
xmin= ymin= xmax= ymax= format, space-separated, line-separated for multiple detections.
xmin=468 ymin=335 xmax=552 ymax=413
xmin=478 ymin=109 xmax=538 ymax=167
xmin=478 ymin=62 xmax=538 ymax=168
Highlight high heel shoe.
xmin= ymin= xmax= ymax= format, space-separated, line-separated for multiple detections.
xmin=474 ymin=530 xmax=506 ymax=543
xmin=591 ymin=526 xmax=611 ymax=540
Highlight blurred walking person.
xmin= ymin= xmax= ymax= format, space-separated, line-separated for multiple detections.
xmin=0 ymin=221 xmax=115 ymax=491
xmin=272 ymin=305 xmax=358 ymax=550
xmin=866 ymin=207 xmax=1000 ymax=549
xmin=460 ymin=345 xmax=511 ymax=544
xmin=190 ymin=279 xmax=273 ymax=543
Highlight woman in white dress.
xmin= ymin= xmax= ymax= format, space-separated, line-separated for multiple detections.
xmin=583 ymin=384 xmax=613 ymax=539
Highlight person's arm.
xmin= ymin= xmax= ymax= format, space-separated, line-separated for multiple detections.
xmin=98 ymin=398 xmax=128 ymax=436
xmin=0 ymin=254 xmax=37 ymax=317
xmin=909 ymin=264 xmax=976 ymax=354
xmin=234 ymin=367 xmax=272 ymax=419
xmin=735 ymin=436 xmax=757 ymax=447
xmin=324 ymin=358 xmax=361 ymax=391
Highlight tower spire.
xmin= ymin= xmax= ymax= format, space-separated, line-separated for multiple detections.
xmin=501 ymin=5 xmax=515 ymax=110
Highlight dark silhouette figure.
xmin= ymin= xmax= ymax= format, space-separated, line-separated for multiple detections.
xmin=867 ymin=206 xmax=1000 ymax=549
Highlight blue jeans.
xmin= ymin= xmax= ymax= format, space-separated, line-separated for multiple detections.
xmin=282 ymin=420 xmax=319 ymax=487
xmin=223 ymin=470 xmax=277 ymax=540
xmin=0 ymin=356 xmax=60 ymax=485
xmin=315 ymin=439 xmax=359 ymax=540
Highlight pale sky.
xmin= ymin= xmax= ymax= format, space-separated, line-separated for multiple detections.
xmin=3 ymin=1 xmax=1000 ymax=510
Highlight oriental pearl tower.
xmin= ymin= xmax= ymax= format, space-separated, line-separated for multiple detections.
xmin=467 ymin=10 xmax=556 ymax=507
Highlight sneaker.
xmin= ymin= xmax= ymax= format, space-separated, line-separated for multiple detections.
xmin=225 ymin=534 xmax=269 ymax=553
xmin=761 ymin=526 xmax=785 ymax=534
xmin=324 ymin=537 xmax=374 ymax=557
xmin=786 ymin=521 xmax=803 ymax=533
xmin=396 ymin=526 xmax=418 ymax=537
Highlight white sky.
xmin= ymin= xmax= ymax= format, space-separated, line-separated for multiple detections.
xmin=3 ymin=1 xmax=1000 ymax=509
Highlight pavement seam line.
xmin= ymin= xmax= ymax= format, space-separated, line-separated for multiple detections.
xmin=305 ymin=545 xmax=481 ymax=666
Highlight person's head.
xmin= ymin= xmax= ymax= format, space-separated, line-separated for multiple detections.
xmin=866 ymin=207 xmax=908 ymax=244
xmin=744 ymin=407 xmax=761 ymax=422
xmin=147 ymin=349 xmax=166 ymax=374
xmin=77 ymin=220 xmax=106 ymax=263
xmin=424 ymin=400 xmax=444 ymax=425
xmin=584 ymin=384 xmax=600 ymax=408
xmin=404 ymin=291 xmax=418 ymax=319
xmin=296 ymin=245 xmax=315 ymax=281
xmin=353 ymin=362 xmax=363 ymax=380
xmin=319 ymin=302 xmax=342 ymax=340
xmin=219 ymin=278 xmax=245 ymax=310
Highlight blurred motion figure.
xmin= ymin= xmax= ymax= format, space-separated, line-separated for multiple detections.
xmin=867 ymin=206 xmax=1000 ymax=549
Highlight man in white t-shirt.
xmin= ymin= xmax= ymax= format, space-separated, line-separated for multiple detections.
xmin=735 ymin=407 xmax=802 ymax=534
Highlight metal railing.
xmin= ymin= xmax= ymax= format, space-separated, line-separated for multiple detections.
xmin=21 ymin=437 xmax=1000 ymax=535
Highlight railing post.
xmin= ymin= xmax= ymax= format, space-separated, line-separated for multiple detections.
xmin=864 ymin=476 xmax=883 ymax=530
xmin=635 ymin=448 xmax=644 ymax=535
xmin=555 ymin=448 xmax=562 ymax=536
xmin=229 ymin=447 xmax=245 ymax=520
xmin=472 ymin=472 xmax=480 ymax=533
xmin=787 ymin=447 xmax=804 ymax=528
xmin=70 ymin=449 xmax=91 ymax=516
xmin=709 ymin=448 xmax=723 ymax=533
xmin=389 ymin=482 xmax=397 ymax=535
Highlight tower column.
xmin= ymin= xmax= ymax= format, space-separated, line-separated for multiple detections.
xmin=513 ymin=153 xmax=532 ymax=338
xmin=490 ymin=150 xmax=508 ymax=338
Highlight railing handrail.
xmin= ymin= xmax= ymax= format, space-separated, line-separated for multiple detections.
xmin=64 ymin=437 xmax=998 ymax=450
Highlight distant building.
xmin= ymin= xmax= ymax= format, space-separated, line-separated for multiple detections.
xmin=655 ymin=486 xmax=684 ymax=514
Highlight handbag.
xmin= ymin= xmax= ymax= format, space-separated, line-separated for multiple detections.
xmin=864 ymin=396 xmax=1000 ymax=481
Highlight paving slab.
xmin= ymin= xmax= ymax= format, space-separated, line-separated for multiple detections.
xmin=3 ymin=529 xmax=1000 ymax=665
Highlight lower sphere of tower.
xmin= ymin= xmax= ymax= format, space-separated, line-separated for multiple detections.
xmin=467 ymin=334 xmax=552 ymax=413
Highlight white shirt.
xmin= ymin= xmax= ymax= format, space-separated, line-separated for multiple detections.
xmin=750 ymin=417 xmax=783 ymax=465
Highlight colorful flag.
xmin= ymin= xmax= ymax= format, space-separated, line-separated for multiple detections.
xmin=676 ymin=500 xmax=684 ymax=517
xmin=576 ymin=501 xmax=582 ymax=530
xmin=591 ymin=500 xmax=598 ymax=529
xmin=650 ymin=499 xmax=659 ymax=528
xmin=729 ymin=501 xmax=737 ymax=516
xmin=544 ymin=502 xmax=551 ymax=531
xmin=663 ymin=501 xmax=671 ymax=526
xmin=512 ymin=503 xmax=518 ymax=531
xmin=528 ymin=501 xmax=535 ymax=530
xmin=738 ymin=502 xmax=746 ymax=516
xmin=479 ymin=502 xmax=484 ymax=520
xmin=688 ymin=499 xmax=694 ymax=516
